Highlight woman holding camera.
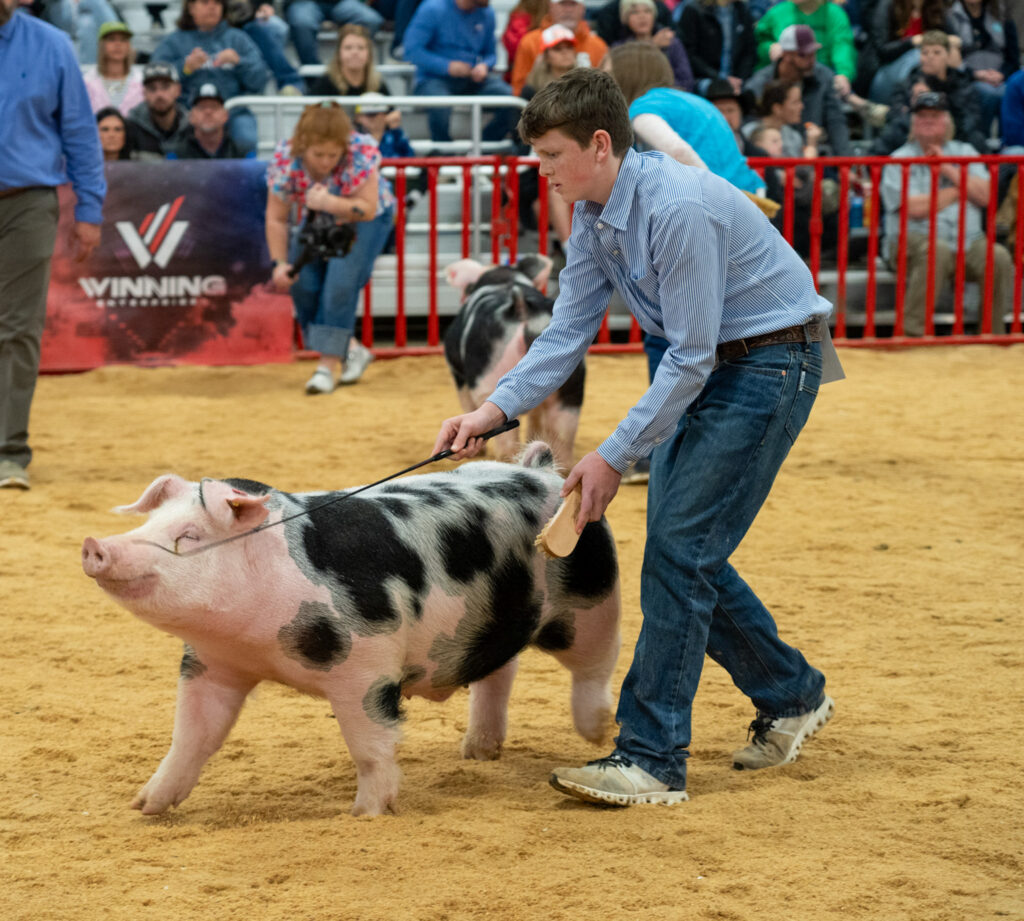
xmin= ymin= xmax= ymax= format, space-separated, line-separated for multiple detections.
xmin=265 ymin=102 xmax=396 ymax=394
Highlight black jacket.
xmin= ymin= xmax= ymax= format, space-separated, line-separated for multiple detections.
xmin=677 ymin=1 xmax=757 ymax=82
xmin=126 ymin=102 xmax=190 ymax=160
xmin=165 ymin=127 xmax=249 ymax=159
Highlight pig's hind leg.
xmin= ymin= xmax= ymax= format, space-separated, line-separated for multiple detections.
xmin=461 ymin=657 xmax=519 ymax=760
xmin=133 ymin=659 xmax=256 ymax=815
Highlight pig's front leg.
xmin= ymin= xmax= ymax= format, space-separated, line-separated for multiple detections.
xmin=461 ymin=657 xmax=518 ymax=761
xmin=132 ymin=662 xmax=256 ymax=815
xmin=327 ymin=679 xmax=403 ymax=817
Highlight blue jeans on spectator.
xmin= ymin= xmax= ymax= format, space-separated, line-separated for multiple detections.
xmin=391 ymin=0 xmax=423 ymax=53
xmin=244 ymin=16 xmax=305 ymax=91
xmin=973 ymin=80 xmax=1005 ymax=137
xmin=227 ymin=107 xmax=259 ymax=155
xmin=287 ymin=0 xmax=384 ymax=65
xmin=414 ymin=74 xmax=517 ymax=144
xmin=288 ymin=205 xmax=395 ymax=356
xmin=869 ymin=47 xmax=920 ymax=103
xmin=612 ymin=339 xmax=828 ymax=790
xmin=75 ymin=0 xmax=119 ymax=63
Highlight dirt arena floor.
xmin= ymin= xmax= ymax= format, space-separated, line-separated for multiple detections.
xmin=2 ymin=346 xmax=1022 ymax=921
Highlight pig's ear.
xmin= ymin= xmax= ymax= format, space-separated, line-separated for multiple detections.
xmin=517 ymin=254 xmax=553 ymax=291
xmin=445 ymin=258 xmax=485 ymax=293
xmin=113 ymin=474 xmax=191 ymax=515
xmin=225 ymin=494 xmax=270 ymax=530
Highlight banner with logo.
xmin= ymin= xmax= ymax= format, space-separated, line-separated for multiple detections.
xmin=41 ymin=160 xmax=295 ymax=372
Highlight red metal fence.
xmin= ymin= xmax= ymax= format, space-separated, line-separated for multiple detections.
xmin=367 ymin=153 xmax=1024 ymax=356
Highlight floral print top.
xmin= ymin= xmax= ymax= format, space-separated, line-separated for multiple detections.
xmin=266 ymin=131 xmax=395 ymax=219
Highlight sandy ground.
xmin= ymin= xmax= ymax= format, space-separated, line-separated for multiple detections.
xmin=2 ymin=347 xmax=1022 ymax=921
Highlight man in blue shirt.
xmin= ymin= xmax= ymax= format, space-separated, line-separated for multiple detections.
xmin=404 ymin=0 xmax=517 ymax=145
xmin=433 ymin=68 xmax=839 ymax=806
xmin=0 ymin=0 xmax=105 ymax=489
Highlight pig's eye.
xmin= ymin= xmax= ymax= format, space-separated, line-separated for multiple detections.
xmin=173 ymin=531 xmax=201 ymax=553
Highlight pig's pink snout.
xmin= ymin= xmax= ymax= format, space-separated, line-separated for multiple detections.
xmin=82 ymin=537 xmax=110 ymax=578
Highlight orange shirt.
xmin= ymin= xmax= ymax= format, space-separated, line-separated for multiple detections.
xmin=510 ymin=19 xmax=608 ymax=96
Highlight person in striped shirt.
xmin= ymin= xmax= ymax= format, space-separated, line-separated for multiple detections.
xmin=433 ymin=67 xmax=841 ymax=807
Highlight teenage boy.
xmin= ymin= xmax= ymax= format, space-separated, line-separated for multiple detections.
xmin=432 ymin=67 xmax=841 ymax=807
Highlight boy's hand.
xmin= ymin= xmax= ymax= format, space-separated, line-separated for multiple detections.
xmin=562 ymin=452 xmax=621 ymax=534
xmin=433 ymin=402 xmax=507 ymax=460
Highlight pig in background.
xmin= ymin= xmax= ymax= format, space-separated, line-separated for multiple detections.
xmin=443 ymin=255 xmax=585 ymax=470
xmin=81 ymin=443 xmax=621 ymax=817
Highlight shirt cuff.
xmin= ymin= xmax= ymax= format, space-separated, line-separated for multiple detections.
xmin=74 ymin=200 xmax=104 ymax=225
xmin=596 ymin=432 xmax=637 ymax=475
xmin=487 ymin=385 xmax=523 ymax=425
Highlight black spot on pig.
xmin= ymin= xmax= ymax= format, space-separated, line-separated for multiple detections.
xmin=534 ymin=615 xmax=575 ymax=651
xmin=180 ymin=644 xmax=207 ymax=679
xmin=429 ymin=554 xmax=542 ymax=688
xmin=295 ymin=495 xmax=425 ymax=632
xmin=377 ymin=497 xmax=412 ymax=519
xmin=223 ymin=478 xmax=274 ymax=495
xmin=438 ymin=505 xmax=493 ymax=583
xmin=562 ymin=520 xmax=618 ymax=600
xmin=278 ymin=601 xmax=351 ymax=671
xmin=363 ymin=677 xmax=404 ymax=726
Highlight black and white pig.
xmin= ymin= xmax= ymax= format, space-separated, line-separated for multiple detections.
xmin=81 ymin=444 xmax=620 ymax=817
xmin=443 ymin=256 xmax=585 ymax=470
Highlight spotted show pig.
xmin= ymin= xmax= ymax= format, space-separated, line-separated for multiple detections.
xmin=81 ymin=444 xmax=620 ymax=817
xmin=443 ymin=255 xmax=585 ymax=470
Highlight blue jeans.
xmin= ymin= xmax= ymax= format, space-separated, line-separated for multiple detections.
xmin=613 ymin=339 xmax=828 ymax=790
xmin=414 ymin=74 xmax=517 ymax=144
xmin=227 ymin=108 xmax=259 ymax=154
xmin=244 ymin=17 xmax=305 ymax=91
xmin=289 ymin=206 xmax=394 ymax=356
xmin=286 ymin=0 xmax=384 ymax=65
xmin=973 ymin=80 xmax=1005 ymax=136
xmin=869 ymin=48 xmax=920 ymax=103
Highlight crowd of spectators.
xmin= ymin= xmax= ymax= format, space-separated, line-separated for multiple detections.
xmin=14 ymin=0 xmax=1024 ymax=336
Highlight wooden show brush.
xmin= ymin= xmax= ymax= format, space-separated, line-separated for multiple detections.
xmin=535 ymin=485 xmax=582 ymax=559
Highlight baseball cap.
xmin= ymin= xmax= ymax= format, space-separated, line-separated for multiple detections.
xmin=911 ymin=91 xmax=950 ymax=112
xmin=355 ymin=92 xmax=392 ymax=116
xmin=778 ymin=24 xmax=822 ymax=55
xmin=191 ymin=82 xmax=225 ymax=105
xmin=143 ymin=62 xmax=180 ymax=85
xmin=540 ymin=24 xmax=577 ymax=52
xmin=98 ymin=20 xmax=133 ymax=40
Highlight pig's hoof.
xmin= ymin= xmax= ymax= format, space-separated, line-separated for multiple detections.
xmin=350 ymin=798 xmax=398 ymax=817
xmin=460 ymin=736 xmax=503 ymax=761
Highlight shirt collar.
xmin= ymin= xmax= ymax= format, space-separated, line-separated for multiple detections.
xmin=597 ymin=147 xmax=642 ymax=231
xmin=0 ymin=11 xmax=20 ymax=41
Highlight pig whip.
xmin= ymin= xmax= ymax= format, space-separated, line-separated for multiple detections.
xmin=143 ymin=420 xmax=520 ymax=558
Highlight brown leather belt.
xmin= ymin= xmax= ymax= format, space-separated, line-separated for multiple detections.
xmin=717 ymin=317 xmax=825 ymax=363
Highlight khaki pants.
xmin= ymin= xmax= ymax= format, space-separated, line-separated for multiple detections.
xmin=899 ymin=233 xmax=1010 ymax=337
xmin=0 ymin=189 xmax=59 ymax=468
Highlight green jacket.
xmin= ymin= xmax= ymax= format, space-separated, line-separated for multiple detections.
xmin=754 ymin=2 xmax=857 ymax=80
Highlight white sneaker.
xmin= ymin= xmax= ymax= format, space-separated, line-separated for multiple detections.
xmin=732 ymin=696 xmax=835 ymax=770
xmin=549 ymin=754 xmax=689 ymax=806
xmin=304 ymin=368 xmax=335 ymax=395
xmin=339 ymin=341 xmax=374 ymax=385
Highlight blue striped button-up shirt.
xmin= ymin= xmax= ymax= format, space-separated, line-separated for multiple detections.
xmin=488 ymin=149 xmax=833 ymax=473
xmin=0 ymin=11 xmax=105 ymax=223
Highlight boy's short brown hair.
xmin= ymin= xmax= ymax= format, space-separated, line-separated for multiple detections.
xmin=919 ymin=30 xmax=950 ymax=49
xmin=518 ymin=68 xmax=634 ymax=157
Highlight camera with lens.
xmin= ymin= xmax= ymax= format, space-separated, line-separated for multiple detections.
xmin=287 ymin=210 xmax=357 ymax=277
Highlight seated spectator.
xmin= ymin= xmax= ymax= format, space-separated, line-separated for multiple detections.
xmin=703 ymin=78 xmax=761 ymax=153
xmin=307 ymin=24 xmax=389 ymax=96
xmin=616 ymin=0 xmax=694 ymax=90
xmin=1002 ymin=65 xmax=1024 ymax=148
xmin=589 ymin=0 xmax=672 ymax=45
xmin=265 ymin=102 xmax=395 ymax=392
xmin=862 ymin=0 xmax=958 ymax=103
xmin=96 ymin=107 xmax=133 ymax=161
xmin=151 ymin=0 xmax=270 ymax=154
xmin=747 ymin=123 xmax=795 ymax=213
xmin=946 ymin=0 xmax=1020 ymax=133
xmin=285 ymin=0 xmax=383 ymax=67
xmin=404 ymin=0 xmax=517 ymax=145
xmin=82 ymin=21 xmax=145 ymax=117
xmin=871 ymin=31 xmax=987 ymax=154
xmin=746 ymin=24 xmax=851 ymax=153
xmin=677 ymin=0 xmax=757 ymax=95
xmin=511 ymin=0 xmax=608 ymax=95
xmin=223 ymin=1 xmax=305 ymax=93
xmin=166 ymin=83 xmax=253 ymax=158
xmin=880 ymin=91 xmax=1010 ymax=335
xmin=503 ymin=0 xmax=550 ymax=78
xmin=126 ymin=63 xmax=191 ymax=160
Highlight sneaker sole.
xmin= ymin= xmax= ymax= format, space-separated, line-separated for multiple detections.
xmin=732 ymin=695 xmax=835 ymax=771
xmin=549 ymin=774 xmax=689 ymax=807
xmin=0 ymin=477 xmax=30 ymax=489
